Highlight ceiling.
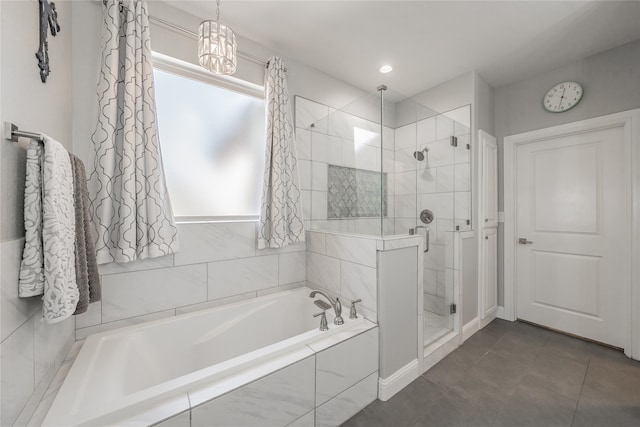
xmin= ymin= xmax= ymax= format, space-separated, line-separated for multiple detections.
xmin=169 ymin=1 xmax=640 ymax=97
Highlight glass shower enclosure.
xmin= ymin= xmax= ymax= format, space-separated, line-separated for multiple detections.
xmin=294 ymin=89 xmax=471 ymax=348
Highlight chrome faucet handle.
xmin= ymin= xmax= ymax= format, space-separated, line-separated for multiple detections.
xmin=349 ymin=299 xmax=362 ymax=319
xmin=334 ymin=298 xmax=344 ymax=325
xmin=313 ymin=311 xmax=329 ymax=331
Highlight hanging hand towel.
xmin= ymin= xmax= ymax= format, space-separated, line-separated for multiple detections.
xmin=70 ymin=154 xmax=102 ymax=315
xmin=19 ymin=137 xmax=79 ymax=323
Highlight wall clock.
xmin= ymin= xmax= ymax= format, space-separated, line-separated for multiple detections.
xmin=543 ymin=81 xmax=583 ymax=113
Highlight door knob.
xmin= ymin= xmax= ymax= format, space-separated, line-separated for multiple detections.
xmin=518 ymin=238 xmax=533 ymax=244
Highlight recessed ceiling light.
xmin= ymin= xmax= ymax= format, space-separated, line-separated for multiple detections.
xmin=379 ymin=65 xmax=393 ymax=73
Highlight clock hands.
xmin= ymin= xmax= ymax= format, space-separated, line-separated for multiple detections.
xmin=558 ymin=86 xmax=566 ymax=110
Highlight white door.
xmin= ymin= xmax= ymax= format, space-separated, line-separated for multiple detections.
xmin=515 ymin=126 xmax=626 ymax=347
xmin=482 ymin=228 xmax=498 ymax=319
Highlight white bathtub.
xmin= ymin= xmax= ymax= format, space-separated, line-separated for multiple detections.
xmin=43 ymin=286 xmax=375 ymax=426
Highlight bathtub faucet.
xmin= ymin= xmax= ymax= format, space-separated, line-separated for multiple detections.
xmin=309 ymin=290 xmax=344 ymax=325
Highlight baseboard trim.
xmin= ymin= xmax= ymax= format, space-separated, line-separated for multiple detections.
xmin=462 ymin=317 xmax=480 ymax=342
xmin=496 ymin=306 xmax=509 ymax=320
xmin=377 ymin=359 xmax=420 ymax=401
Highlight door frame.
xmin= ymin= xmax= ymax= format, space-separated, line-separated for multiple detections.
xmin=503 ymin=109 xmax=640 ymax=359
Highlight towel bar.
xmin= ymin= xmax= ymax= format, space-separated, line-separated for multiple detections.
xmin=4 ymin=121 xmax=44 ymax=143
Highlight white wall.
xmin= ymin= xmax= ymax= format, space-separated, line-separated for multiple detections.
xmin=494 ymin=39 xmax=640 ymax=306
xmin=0 ymin=2 xmax=75 ymax=426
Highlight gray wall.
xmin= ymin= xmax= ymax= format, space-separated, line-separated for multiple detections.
xmin=0 ymin=2 xmax=75 ymax=426
xmin=494 ymin=39 xmax=640 ymax=306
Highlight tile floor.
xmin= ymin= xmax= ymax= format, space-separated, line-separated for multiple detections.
xmin=343 ymin=319 xmax=640 ymax=426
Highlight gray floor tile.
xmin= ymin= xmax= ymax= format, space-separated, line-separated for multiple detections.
xmin=342 ymin=320 xmax=640 ymax=427
xmin=528 ymin=353 xmax=587 ymax=400
xmin=539 ymin=331 xmax=595 ymax=366
xmin=494 ymin=375 xmax=576 ymax=427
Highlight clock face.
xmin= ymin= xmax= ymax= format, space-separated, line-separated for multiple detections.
xmin=543 ymin=81 xmax=583 ymax=113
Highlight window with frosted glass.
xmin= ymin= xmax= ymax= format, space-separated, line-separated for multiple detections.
xmin=153 ymin=68 xmax=265 ymax=218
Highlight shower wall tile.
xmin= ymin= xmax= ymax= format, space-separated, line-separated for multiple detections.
xmin=295 ymin=97 xmax=329 ymax=132
xmin=454 ymin=163 xmax=470 ymax=191
xmin=296 ymin=128 xmax=312 ymax=160
xmin=311 ymin=162 xmax=328 ymax=191
xmin=383 ymin=126 xmax=395 ymax=151
xmin=341 ymin=140 xmax=356 ymax=168
xmin=424 ymin=244 xmax=446 ymax=271
xmin=328 ymin=110 xmax=366 ymax=141
xmin=436 ymin=115 xmax=454 ymax=140
xmin=420 ymin=193 xmax=454 ymax=220
xmin=299 ymin=160 xmax=311 ymax=190
xmin=436 ymin=165 xmax=455 ymax=193
xmin=311 ymin=133 xmax=342 ymax=165
xmin=279 ymin=252 xmax=307 ymax=285
xmin=190 ymin=356 xmax=315 ymax=427
xmin=173 ymin=222 xmax=256 ymax=266
xmin=325 ymin=234 xmax=377 ymax=267
xmin=311 ymin=191 xmax=328 ymax=220
xmin=395 ymin=171 xmax=417 ymax=195
xmin=394 ymin=147 xmax=419 ymax=173
xmin=423 ymin=268 xmax=438 ymax=295
xmin=306 ymin=252 xmax=341 ymax=295
xmin=417 ymin=169 xmax=437 ymax=194
xmin=101 ymin=264 xmax=207 ymax=323
xmin=315 ymin=372 xmax=378 ymax=427
xmin=425 ymin=138 xmax=455 ymax=168
xmin=354 ymin=144 xmax=379 ymax=171
xmin=435 ymin=219 xmax=454 ymax=244
xmin=301 ymin=190 xmax=311 ymax=222
xmin=417 ymin=117 xmax=436 ymax=144
xmin=395 ymin=195 xmax=417 ymax=218
xmin=208 ymin=255 xmax=279 ymax=300
xmin=1 ymin=317 xmax=35 ymax=427
xmin=315 ymin=328 xmax=378 ymax=405
xmin=455 ymin=121 xmax=470 ymax=137
xmin=340 ymin=261 xmax=376 ymax=312
xmin=454 ymin=191 xmax=471 ymax=221
xmin=175 ymin=292 xmax=256 ymax=316
xmin=382 ymin=148 xmax=395 ymax=173
xmin=1 ymin=238 xmax=40 ymax=342
xmin=355 ymin=218 xmax=382 ymax=236
xmin=454 ymin=135 xmax=470 ymax=165
xmin=395 ymin=123 xmax=417 ymax=149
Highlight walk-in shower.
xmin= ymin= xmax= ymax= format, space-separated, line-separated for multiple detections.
xmin=293 ymin=89 xmax=471 ymax=349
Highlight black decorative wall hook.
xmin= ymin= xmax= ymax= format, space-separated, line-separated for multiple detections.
xmin=35 ymin=0 xmax=61 ymax=83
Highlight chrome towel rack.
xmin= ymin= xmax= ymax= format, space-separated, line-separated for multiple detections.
xmin=3 ymin=122 xmax=44 ymax=143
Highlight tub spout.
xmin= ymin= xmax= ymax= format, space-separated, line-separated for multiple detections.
xmin=309 ymin=290 xmax=344 ymax=325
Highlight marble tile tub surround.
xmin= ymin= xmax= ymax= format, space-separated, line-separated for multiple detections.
xmin=74 ymin=221 xmax=307 ymax=339
xmin=31 ymin=321 xmax=378 ymax=427
xmin=1 ymin=238 xmax=76 ymax=427
xmin=306 ymin=229 xmax=424 ymax=324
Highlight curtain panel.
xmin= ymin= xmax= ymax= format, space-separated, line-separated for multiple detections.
xmin=258 ymin=57 xmax=305 ymax=249
xmin=88 ymin=0 xmax=179 ymax=264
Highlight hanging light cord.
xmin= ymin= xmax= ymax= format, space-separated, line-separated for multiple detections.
xmin=216 ymin=0 xmax=221 ymax=22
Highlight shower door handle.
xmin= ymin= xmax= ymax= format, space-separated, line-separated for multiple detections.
xmin=415 ymin=226 xmax=429 ymax=253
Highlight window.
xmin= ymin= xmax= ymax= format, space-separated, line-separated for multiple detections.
xmin=153 ymin=54 xmax=265 ymax=220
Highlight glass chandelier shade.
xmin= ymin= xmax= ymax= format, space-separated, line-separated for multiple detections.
xmin=198 ymin=20 xmax=237 ymax=75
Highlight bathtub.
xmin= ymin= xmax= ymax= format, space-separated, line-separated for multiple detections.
xmin=42 ymin=286 xmax=377 ymax=426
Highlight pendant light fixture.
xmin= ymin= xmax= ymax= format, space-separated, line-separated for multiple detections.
xmin=198 ymin=0 xmax=237 ymax=75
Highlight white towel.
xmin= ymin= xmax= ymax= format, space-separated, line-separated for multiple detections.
xmin=19 ymin=137 xmax=79 ymax=324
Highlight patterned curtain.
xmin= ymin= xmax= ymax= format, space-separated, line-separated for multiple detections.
xmin=258 ymin=57 xmax=305 ymax=249
xmin=88 ymin=0 xmax=179 ymax=264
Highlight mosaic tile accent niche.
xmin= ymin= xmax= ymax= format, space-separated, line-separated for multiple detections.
xmin=328 ymin=165 xmax=387 ymax=218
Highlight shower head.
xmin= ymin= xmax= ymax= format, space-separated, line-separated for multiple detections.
xmin=413 ymin=147 xmax=429 ymax=161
